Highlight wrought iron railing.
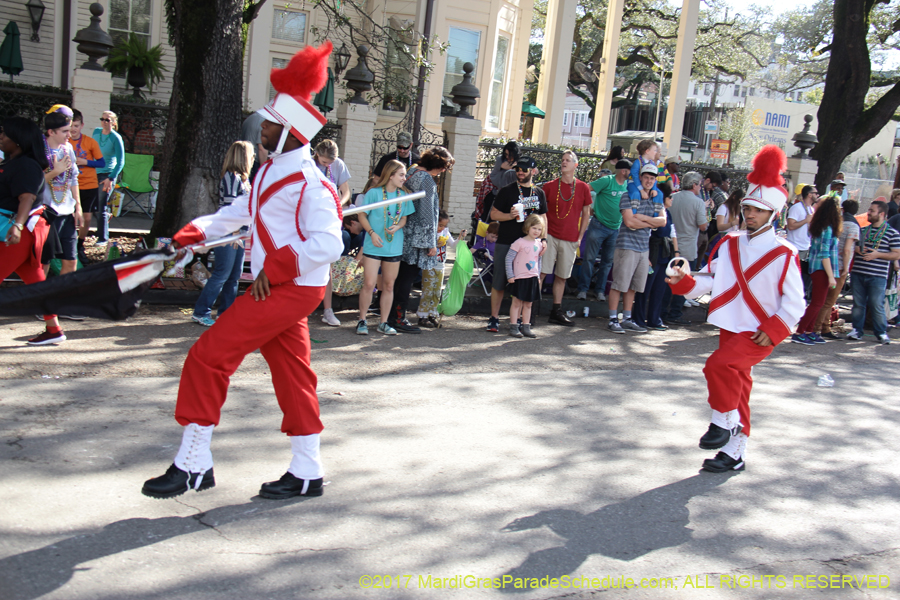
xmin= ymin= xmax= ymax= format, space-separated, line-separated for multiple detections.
xmin=310 ymin=121 xmax=342 ymax=149
xmin=109 ymin=97 xmax=168 ymax=158
xmin=477 ymin=142 xmax=609 ymax=185
xmin=0 ymin=83 xmax=72 ymax=124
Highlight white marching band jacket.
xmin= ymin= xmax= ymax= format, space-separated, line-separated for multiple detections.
xmin=174 ymin=145 xmax=344 ymax=287
xmin=670 ymin=228 xmax=806 ymax=344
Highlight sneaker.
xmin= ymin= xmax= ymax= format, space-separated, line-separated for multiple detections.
xmin=509 ymin=323 xmax=523 ymax=338
xmin=576 ymin=291 xmax=587 ymax=300
xmin=377 ymin=322 xmax=398 ymax=335
xmin=820 ymin=331 xmax=841 ymax=340
xmin=684 ymin=300 xmax=693 ymax=308
xmin=27 ymin=329 xmax=66 ymax=346
xmin=520 ymin=323 xmax=537 ymax=338
xmin=58 ymin=315 xmax=86 ymax=321
xmin=808 ymin=333 xmax=827 ymax=344
xmin=663 ymin=317 xmax=691 ymax=326
xmin=701 ymin=451 xmax=745 ymax=473
xmin=877 ymin=333 xmax=891 ymax=345
xmin=620 ymin=319 xmax=647 ymax=333
xmin=94 ymin=240 xmax=108 ymax=248
xmin=608 ymin=319 xmax=625 ymax=334
xmin=392 ymin=319 xmax=422 ymax=334
xmin=486 ymin=316 xmax=500 ymax=333
xmin=321 ymin=309 xmax=341 ymax=327
xmin=646 ymin=322 xmax=668 ymax=331
xmin=688 ymin=299 xmax=701 ymax=307
xmin=191 ymin=315 xmax=216 ymax=327
xmin=356 ymin=320 xmax=368 ymax=335
xmin=594 ymin=292 xmax=606 ymax=302
xmin=791 ymin=333 xmax=814 ymax=345
xmin=845 ymin=328 xmax=862 ymax=341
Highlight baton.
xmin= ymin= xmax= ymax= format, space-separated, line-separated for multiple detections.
xmin=342 ymin=191 xmax=425 ymax=216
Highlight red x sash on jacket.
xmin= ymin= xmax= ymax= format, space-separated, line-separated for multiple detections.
xmin=707 ymin=235 xmax=793 ymax=324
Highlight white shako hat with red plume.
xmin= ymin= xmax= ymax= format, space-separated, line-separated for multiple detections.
xmin=256 ymin=41 xmax=332 ymax=155
xmin=741 ymin=144 xmax=789 ymax=223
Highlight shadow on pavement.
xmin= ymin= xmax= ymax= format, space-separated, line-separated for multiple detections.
xmin=497 ymin=473 xmax=739 ymax=590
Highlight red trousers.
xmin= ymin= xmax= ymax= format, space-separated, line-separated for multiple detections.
xmin=703 ymin=330 xmax=774 ymax=437
xmin=0 ymin=220 xmax=56 ymax=320
xmin=175 ymin=283 xmax=326 ymax=436
xmin=797 ymin=269 xmax=830 ymax=333
xmin=0 ymin=220 xmax=50 ymax=284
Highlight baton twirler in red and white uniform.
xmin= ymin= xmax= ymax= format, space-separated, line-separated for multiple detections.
xmin=667 ymin=146 xmax=805 ymax=472
xmin=142 ymin=42 xmax=344 ymax=500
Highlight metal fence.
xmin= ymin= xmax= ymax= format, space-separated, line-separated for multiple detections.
xmin=109 ymin=98 xmax=168 ymax=158
xmin=310 ymin=121 xmax=342 ymax=149
xmin=476 ymin=142 xmax=610 ymax=186
xmin=842 ymin=176 xmax=896 ymax=211
xmin=0 ymin=84 xmax=72 ymax=124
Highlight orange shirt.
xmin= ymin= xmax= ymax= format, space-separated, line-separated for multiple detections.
xmin=70 ymin=134 xmax=103 ymax=190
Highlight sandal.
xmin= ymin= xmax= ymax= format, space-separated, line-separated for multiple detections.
xmin=418 ymin=317 xmax=439 ymax=328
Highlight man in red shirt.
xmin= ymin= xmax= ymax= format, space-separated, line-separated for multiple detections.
xmin=540 ymin=150 xmax=592 ymax=326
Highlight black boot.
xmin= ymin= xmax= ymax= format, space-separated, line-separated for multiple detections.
xmin=698 ymin=423 xmax=742 ymax=450
xmin=701 ymin=451 xmax=745 ymax=473
xmin=259 ymin=472 xmax=324 ymax=499
xmin=77 ymin=238 xmax=90 ymax=265
xmin=548 ymin=306 xmax=574 ymax=326
xmin=142 ymin=464 xmax=215 ymax=499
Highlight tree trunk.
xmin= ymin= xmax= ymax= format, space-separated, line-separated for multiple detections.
xmin=810 ymin=0 xmax=900 ymax=193
xmin=151 ymin=0 xmax=245 ymax=237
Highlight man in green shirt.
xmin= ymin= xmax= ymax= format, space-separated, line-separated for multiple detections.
xmin=577 ymin=159 xmax=631 ymax=301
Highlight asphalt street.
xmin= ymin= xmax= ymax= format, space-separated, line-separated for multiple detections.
xmin=0 ymin=306 xmax=898 ymax=599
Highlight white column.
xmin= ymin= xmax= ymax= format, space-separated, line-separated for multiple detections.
xmin=532 ymin=0 xmax=577 ymax=145
xmin=786 ymin=157 xmax=818 ymax=189
xmin=71 ymin=69 xmax=114 ymax=133
xmin=589 ymin=0 xmax=625 ymax=153
xmin=336 ymin=102 xmax=379 ymax=197
xmin=662 ymin=0 xmax=701 ymax=155
xmin=245 ymin=0 xmax=275 ymax=111
xmin=442 ymin=116 xmax=483 ymax=233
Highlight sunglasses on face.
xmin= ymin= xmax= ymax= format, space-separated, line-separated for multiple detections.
xmin=515 ymin=167 xmax=531 ymax=172
xmin=397 ymin=145 xmax=411 ymax=150
xmin=100 ymin=118 xmax=111 ymax=122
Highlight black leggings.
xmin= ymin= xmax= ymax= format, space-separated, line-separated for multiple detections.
xmin=389 ymin=260 xmax=421 ymax=324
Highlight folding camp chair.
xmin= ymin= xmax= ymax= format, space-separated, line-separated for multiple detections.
xmin=468 ymin=235 xmax=494 ymax=295
xmin=117 ymin=153 xmax=155 ymax=218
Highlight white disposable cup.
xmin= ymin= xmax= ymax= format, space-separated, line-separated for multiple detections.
xmin=513 ymin=203 xmax=525 ymax=222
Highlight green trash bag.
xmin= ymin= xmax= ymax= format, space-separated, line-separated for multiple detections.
xmin=438 ymin=241 xmax=474 ymax=316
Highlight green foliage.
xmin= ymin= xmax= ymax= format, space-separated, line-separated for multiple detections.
xmin=105 ymin=33 xmax=168 ymax=91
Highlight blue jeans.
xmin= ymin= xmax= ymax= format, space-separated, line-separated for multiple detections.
xmin=193 ymin=244 xmax=245 ymax=318
xmin=577 ymin=218 xmax=618 ymax=295
xmin=95 ymin=174 xmax=113 ymax=243
xmin=850 ymin=272 xmax=888 ymax=337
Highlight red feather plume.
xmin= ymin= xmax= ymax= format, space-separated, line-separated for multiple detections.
xmin=746 ymin=144 xmax=787 ymax=188
xmin=270 ymin=41 xmax=333 ymax=101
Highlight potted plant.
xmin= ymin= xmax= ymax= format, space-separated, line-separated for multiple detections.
xmin=105 ymin=33 xmax=167 ymax=98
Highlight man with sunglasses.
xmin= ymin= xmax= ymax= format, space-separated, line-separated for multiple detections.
xmin=487 ymin=157 xmax=547 ymax=332
xmin=372 ymin=131 xmax=420 ymax=179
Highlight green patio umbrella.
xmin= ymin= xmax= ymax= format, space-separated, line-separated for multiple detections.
xmin=313 ymin=67 xmax=335 ymax=115
xmin=0 ymin=21 xmax=24 ymax=82
xmin=522 ymin=101 xmax=545 ymax=119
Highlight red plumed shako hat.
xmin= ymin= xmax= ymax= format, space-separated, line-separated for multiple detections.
xmin=256 ymin=41 xmax=332 ymax=152
xmin=741 ymin=144 xmax=789 ymax=222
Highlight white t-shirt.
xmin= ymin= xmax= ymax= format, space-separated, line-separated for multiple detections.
xmin=42 ymin=142 xmax=80 ymax=216
xmin=786 ymin=201 xmax=813 ymax=251
xmin=715 ymin=204 xmax=738 ymax=234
